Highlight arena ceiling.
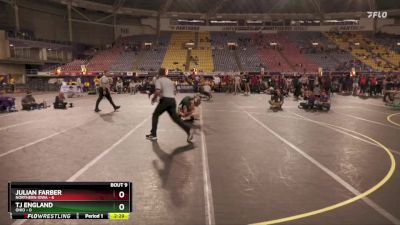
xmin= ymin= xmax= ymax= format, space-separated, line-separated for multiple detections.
xmin=85 ymin=0 xmax=400 ymax=14
xmin=19 ymin=0 xmax=400 ymax=19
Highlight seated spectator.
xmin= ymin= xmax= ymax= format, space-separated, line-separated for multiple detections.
xmin=21 ymin=91 xmax=44 ymax=110
xmin=116 ymin=77 xmax=124 ymax=94
xmin=299 ymin=90 xmax=316 ymax=110
xmin=0 ymin=91 xmax=17 ymax=112
xmin=129 ymin=80 xmax=138 ymax=95
xmin=53 ymin=92 xmax=69 ymax=109
xmin=269 ymin=88 xmax=284 ymax=110
xmin=314 ymin=85 xmax=321 ymax=97
xmin=178 ymin=96 xmax=201 ymax=121
xmin=315 ymin=91 xmax=331 ymax=110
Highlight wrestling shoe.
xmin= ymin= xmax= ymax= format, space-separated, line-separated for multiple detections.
xmin=94 ymin=108 xmax=101 ymax=112
xmin=114 ymin=105 xmax=121 ymax=111
xmin=146 ymin=134 xmax=157 ymax=141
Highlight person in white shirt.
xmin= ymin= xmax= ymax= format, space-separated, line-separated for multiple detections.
xmin=234 ymin=75 xmax=242 ymax=95
xmin=146 ymin=68 xmax=194 ymax=142
xmin=213 ymin=76 xmax=221 ymax=92
xmin=116 ymin=77 xmax=124 ymax=94
xmin=94 ymin=72 xmax=120 ymax=112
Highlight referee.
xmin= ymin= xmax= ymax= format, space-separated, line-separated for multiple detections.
xmin=94 ymin=72 xmax=120 ymax=112
xmin=146 ymin=68 xmax=194 ymax=141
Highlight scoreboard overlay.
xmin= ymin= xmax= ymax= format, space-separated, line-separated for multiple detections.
xmin=8 ymin=182 xmax=132 ymax=220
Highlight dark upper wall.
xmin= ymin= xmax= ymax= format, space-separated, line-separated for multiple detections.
xmin=1 ymin=0 xmax=115 ymax=46
xmin=0 ymin=2 xmax=15 ymax=28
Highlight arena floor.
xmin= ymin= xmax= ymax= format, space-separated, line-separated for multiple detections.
xmin=1 ymin=92 xmax=400 ymax=225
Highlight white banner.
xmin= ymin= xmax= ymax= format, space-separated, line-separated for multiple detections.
xmin=37 ymin=72 xmax=50 ymax=76
xmin=161 ymin=24 xmax=372 ymax=32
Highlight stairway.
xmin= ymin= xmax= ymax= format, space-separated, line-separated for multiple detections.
xmin=194 ymin=32 xmax=199 ymax=49
xmin=278 ymin=50 xmax=295 ymax=71
xmin=233 ymin=50 xmax=243 ymax=71
xmin=185 ymin=49 xmax=191 ymax=72
xmin=132 ymin=52 xmax=146 ymax=70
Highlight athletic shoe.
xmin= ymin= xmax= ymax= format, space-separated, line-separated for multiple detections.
xmin=114 ymin=105 xmax=121 ymax=111
xmin=94 ymin=109 xmax=101 ymax=112
xmin=146 ymin=134 xmax=157 ymax=141
xmin=187 ymin=128 xmax=194 ymax=142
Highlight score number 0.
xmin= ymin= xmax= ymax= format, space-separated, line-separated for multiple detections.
xmin=118 ymin=191 xmax=125 ymax=211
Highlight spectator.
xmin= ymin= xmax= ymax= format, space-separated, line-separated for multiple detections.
xmin=54 ymin=92 xmax=69 ymax=109
xmin=21 ymin=91 xmax=43 ymax=110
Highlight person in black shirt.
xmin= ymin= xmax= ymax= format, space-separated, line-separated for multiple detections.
xmin=292 ymin=76 xmax=299 ymax=100
xmin=21 ymin=91 xmax=43 ymax=110
xmin=383 ymin=78 xmax=394 ymax=103
xmin=54 ymin=92 xmax=68 ymax=109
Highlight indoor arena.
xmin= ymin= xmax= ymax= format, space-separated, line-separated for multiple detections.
xmin=1 ymin=1 xmax=400 ymax=225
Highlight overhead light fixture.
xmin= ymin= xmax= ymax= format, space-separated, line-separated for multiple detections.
xmin=270 ymin=42 xmax=277 ymax=46
xmin=354 ymin=42 xmax=360 ymax=46
xmin=48 ymin=48 xmax=52 ymax=51
xmin=397 ymin=42 xmax=400 ymax=46
xmin=312 ymin=42 xmax=318 ymax=46
xmin=9 ymin=44 xmax=14 ymax=47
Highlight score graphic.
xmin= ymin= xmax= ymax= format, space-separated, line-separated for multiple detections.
xmin=8 ymin=182 xmax=132 ymax=220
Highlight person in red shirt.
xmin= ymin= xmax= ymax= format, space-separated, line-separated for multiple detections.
xmin=359 ymin=75 xmax=367 ymax=95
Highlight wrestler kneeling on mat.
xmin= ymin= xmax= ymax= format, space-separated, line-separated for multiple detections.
xmin=178 ymin=95 xmax=201 ymax=121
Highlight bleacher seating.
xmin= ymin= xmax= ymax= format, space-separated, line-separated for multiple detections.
xmin=86 ymin=47 xmax=121 ymax=72
xmin=276 ymin=34 xmax=319 ymax=72
xmin=162 ymin=32 xmax=194 ymax=71
xmin=237 ymin=47 xmax=261 ymax=72
xmin=212 ymin=49 xmax=239 ymax=72
xmin=325 ymin=32 xmax=396 ymax=72
xmin=210 ymin=32 xmax=239 ymax=72
xmin=258 ymin=47 xmax=292 ymax=72
xmin=137 ymin=48 xmax=167 ymax=71
xmin=189 ymin=32 xmax=214 ymax=72
xmin=109 ymin=51 xmax=137 ymax=71
xmin=39 ymin=31 xmax=400 ymax=74
xmin=211 ymin=32 xmax=238 ymax=48
xmin=60 ymin=59 xmax=87 ymax=72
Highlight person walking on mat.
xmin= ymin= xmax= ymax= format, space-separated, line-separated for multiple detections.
xmin=94 ymin=72 xmax=120 ymax=112
xmin=146 ymin=68 xmax=194 ymax=142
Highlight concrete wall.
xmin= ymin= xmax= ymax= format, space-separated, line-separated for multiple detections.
xmin=0 ymin=63 xmax=25 ymax=75
xmin=16 ymin=0 xmax=115 ymax=46
xmin=380 ymin=25 xmax=400 ymax=35
xmin=0 ymin=30 xmax=11 ymax=59
xmin=1 ymin=0 xmax=159 ymax=46
xmin=115 ymin=25 xmax=156 ymax=37
xmin=0 ymin=2 xmax=14 ymax=28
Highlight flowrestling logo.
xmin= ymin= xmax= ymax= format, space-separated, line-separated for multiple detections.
xmin=367 ymin=11 xmax=388 ymax=18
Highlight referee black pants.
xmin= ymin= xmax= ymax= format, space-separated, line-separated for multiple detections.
xmin=151 ymin=97 xmax=190 ymax=136
xmin=95 ymin=87 xmax=117 ymax=110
